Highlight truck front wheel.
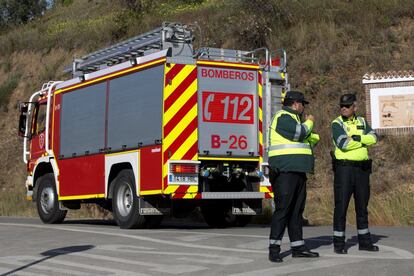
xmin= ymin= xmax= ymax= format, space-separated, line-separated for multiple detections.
xmin=36 ymin=173 xmax=67 ymax=224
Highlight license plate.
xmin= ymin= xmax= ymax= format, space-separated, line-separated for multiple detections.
xmin=171 ymin=175 xmax=198 ymax=183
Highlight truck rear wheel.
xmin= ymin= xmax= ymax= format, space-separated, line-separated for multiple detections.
xmin=234 ymin=215 xmax=253 ymax=227
xmin=36 ymin=173 xmax=67 ymax=224
xmin=112 ymin=169 xmax=162 ymax=229
xmin=201 ymin=201 xmax=236 ymax=228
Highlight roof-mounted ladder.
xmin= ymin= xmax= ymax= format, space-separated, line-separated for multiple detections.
xmin=65 ymin=22 xmax=194 ymax=76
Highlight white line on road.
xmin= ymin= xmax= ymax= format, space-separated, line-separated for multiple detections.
xmin=237 ymin=240 xmax=268 ymax=249
xmin=0 ymin=254 xmax=150 ymax=275
xmin=321 ymin=245 xmax=414 ymax=260
xmin=150 ymin=229 xmax=268 ymax=238
xmin=97 ymin=244 xmax=253 ymax=265
xmin=0 ymin=223 xmax=267 ymax=254
xmin=0 ymin=255 xmax=96 ymax=276
xmin=50 ymin=248 xmax=208 ymax=274
xmin=34 ymin=256 xmax=145 ymax=276
xmin=1 ymin=222 xmax=413 ymax=261
xmin=0 ymin=266 xmax=40 ymax=276
xmin=377 ymin=244 xmax=414 ymax=259
xmin=176 ymin=234 xmax=215 ymax=242
xmin=229 ymin=258 xmax=366 ymax=276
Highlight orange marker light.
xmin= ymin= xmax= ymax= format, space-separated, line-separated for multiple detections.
xmin=171 ymin=164 xmax=199 ymax=174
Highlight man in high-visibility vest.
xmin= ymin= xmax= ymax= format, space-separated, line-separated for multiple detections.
xmin=268 ymin=91 xmax=320 ymax=263
xmin=331 ymin=93 xmax=379 ymax=254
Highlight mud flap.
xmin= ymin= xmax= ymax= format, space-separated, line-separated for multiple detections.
xmin=232 ymin=199 xmax=262 ymax=215
xmin=139 ymin=197 xmax=170 ymax=215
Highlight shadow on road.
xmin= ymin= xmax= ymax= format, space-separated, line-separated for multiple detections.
xmin=347 ymin=234 xmax=388 ymax=249
xmin=0 ymin=245 xmax=94 ymax=276
xmin=270 ymin=233 xmax=389 ymax=262
xmin=305 ymin=233 xmax=388 ymax=251
xmin=306 ymin=236 xmax=333 ymax=249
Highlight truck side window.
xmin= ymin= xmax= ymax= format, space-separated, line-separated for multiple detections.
xmin=35 ymin=103 xmax=47 ymax=134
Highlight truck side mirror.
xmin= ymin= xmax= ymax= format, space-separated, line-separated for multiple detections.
xmin=18 ymin=102 xmax=29 ymax=138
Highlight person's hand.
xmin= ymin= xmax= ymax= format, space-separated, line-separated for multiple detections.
xmin=351 ymin=135 xmax=361 ymax=142
xmin=306 ymin=114 xmax=315 ymax=121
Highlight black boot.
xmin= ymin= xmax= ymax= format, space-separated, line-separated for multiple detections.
xmin=333 ymin=236 xmax=347 ymax=254
xmin=269 ymin=245 xmax=283 ymax=262
xmin=292 ymin=245 xmax=319 ymax=258
xmin=358 ymin=233 xmax=379 ymax=252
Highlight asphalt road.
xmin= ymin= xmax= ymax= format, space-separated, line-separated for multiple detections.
xmin=0 ymin=217 xmax=413 ymax=276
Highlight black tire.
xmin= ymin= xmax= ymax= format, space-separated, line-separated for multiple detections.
xmin=111 ymin=169 xmax=163 ymax=229
xmin=145 ymin=215 xmax=163 ymax=229
xmin=234 ymin=215 xmax=253 ymax=227
xmin=36 ymin=173 xmax=67 ymax=224
xmin=201 ymin=201 xmax=236 ymax=228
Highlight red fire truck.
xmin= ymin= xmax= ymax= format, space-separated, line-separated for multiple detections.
xmin=18 ymin=22 xmax=289 ymax=228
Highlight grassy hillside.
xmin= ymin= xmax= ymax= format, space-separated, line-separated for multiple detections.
xmin=0 ymin=0 xmax=413 ymax=225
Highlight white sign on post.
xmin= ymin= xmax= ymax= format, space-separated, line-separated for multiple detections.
xmin=370 ymin=86 xmax=414 ymax=129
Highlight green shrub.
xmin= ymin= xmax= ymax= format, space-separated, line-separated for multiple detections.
xmin=0 ymin=57 xmax=12 ymax=72
xmin=0 ymin=74 xmax=19 ymax=111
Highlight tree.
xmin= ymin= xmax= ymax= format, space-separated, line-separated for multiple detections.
xmin=0 ymin=0 xmax=47 ymax=26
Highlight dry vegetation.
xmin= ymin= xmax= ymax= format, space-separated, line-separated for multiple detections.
xmin=0 ymin=0 xmax=413 ymax=225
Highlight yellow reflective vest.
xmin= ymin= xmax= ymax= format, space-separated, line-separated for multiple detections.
xmin=331 ymin=115 xmax=377 ymax=161
xmin=268 ymin=107 xmax=319 ymax=173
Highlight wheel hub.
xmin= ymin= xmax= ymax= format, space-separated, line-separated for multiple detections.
xmin=40 ymin=187 xmax=55 ymax=214
xmin=116 ymin=182 xmax=133 ymax=217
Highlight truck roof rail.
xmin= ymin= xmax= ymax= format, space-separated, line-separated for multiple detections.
xmin=197 ymin=47 xmax=258 ymax=64
xmin=64 ymin=22 xmax=194 ymax=76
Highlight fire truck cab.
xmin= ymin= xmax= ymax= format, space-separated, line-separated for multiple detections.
xmin=18 ymin=22 xmax=289 ymax=228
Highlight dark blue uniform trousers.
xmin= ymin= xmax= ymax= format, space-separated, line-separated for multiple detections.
xmin=333 ymin=164 xmax=370 ymax=236
xmin=270 ymin=171 xmax=307 ymax=247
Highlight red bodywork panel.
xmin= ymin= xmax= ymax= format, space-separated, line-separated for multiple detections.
xmin=29 ymin=132 xmax=46 ymax=173
xmin=140 ymin=145 xmax=162 ymax=192
xmin=57 ymin=154 xmax=105 ymax=197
